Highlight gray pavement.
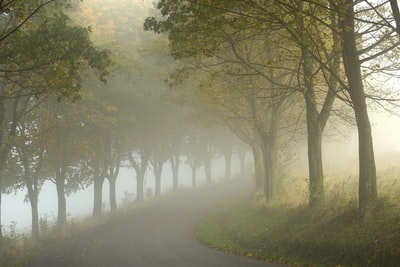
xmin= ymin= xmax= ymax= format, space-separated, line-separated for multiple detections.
xmin=28 ymin=180 xmax=287 ymax=267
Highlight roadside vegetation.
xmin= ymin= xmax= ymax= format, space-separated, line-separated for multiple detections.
xmin=0 ymin=207 xmax=122 ymax=266
xmin=0 ymin=194 xmax=168 ymax=267
xmin=196 ymin=167 xmax=400 ymax=267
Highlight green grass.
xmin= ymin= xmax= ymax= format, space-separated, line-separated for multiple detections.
xmin=195 ymin=177 xmax=400 ymax=267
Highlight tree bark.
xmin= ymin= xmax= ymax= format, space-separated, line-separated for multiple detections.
xmin=0 ymin=97 xmax=6 ymax=245
xmin=92 ymin=176 xmax=104 ymax=218
xmin=223 ymin=148 xmax=232 ymax=180
xmin=0 ymin=191 xmax=3 ymax=246
xmin=305 ymin=107 xmax=324 ymax=207
xmin=340 ymin=0 xmax=377 ymax=211
xmin=237 ymin=146 xmax=246 ymax=179
xmin=302 ymin=45 xmax=325 ymax=207
xmin=262 ymin=141 xmax=274 ymax=201
xmin=170 ymin=154 xmax=180 ymax=190
xmin=136 ymin=171 xmax=145 ymax=202
xmin=389 ymin=0 xmax=400 ymax=36
xmin=108 ymin=176 xmax=117 ymax=212
xmin=303 ymin=50 xmax=325 ymax=206
xmin=252 ymin=145 xmax=265 ymax=196
xmin=127 ymin=152 xmax=149 ymax=203
xmin=26 ymin=182 xmax=39 ymax=239
xmin=154 ymin=162 xmax=163 ymax=197
xmin=191 ymin=165 xmax=197 ymax=187
xmin=56 ymin=171 xmax=67 ymax=226
xmin=204 ymin=157 xmax=212 ymax=184
xmin=30 ymin=195 xmax=39 ymax=240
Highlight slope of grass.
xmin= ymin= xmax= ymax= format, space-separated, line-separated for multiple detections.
xmin=196 ymin=174 xmax=400 ymax=267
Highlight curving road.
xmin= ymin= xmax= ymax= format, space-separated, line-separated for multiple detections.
xmin=29 ymin=180 xmax=287 ymax=267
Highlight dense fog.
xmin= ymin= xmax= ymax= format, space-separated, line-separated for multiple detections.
xmin=1 ymin=2 xmax=400 ymax=266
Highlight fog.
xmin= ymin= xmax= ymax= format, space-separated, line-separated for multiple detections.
xmin=2 ymin=3 xmax=400 ymax=266
xmin=2 ymin=157 xmax=242 ymax=232
xmin=3 ymin=110 xmax=400 ymax=232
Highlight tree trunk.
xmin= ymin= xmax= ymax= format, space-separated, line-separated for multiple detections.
xmin=302 ymin=45 xmax=325 ymax=207
xmin=108 ymin=158 xmax=120 ymax=213
xmin=304 ymin=80 xmax=325 ymax=207
xmin=252 ymin=145 xmax=265 ymax=195
xmin=389 ymin=0 xmax=400 ymax=35
xmin=92 ymin=176 xmax=104 ymax=218
xmin=128 ymin=152 xmax=149 ymax=203
xmin=306 ymin=111 xmax=324 ymax=207
xmin=0 ymin=97 xmax=5 ymax=246
xmin=26 ymin=183 xmax=39 ymax=239
xmin=260 ymin=140 xmax=273 ymax=201
xmin=191 ymin=165 xmax=197 ymax=187
xmin=340 ymin=0 xmax=377 ymax=211
xmin=223 ymin=148 xmax=232 ymax=180
xmin=238 ymin=147 xmax=246 ymax=179
xmin=204 ymin=157 xmax=212 ymax=184
xmin=56 ymin=174 xmax=67 ymax=226
xmin=108 ymin=176 xmax=117 ymax=212
xmin=30 ymin=195 xmax=39 ymax=240
xmin=0 ymin=191 xmax=3 ymax=246
xmin=170 ymin=154 xmax=179 ymax=190
xmin=136 ymin=172 xmax=144 ymax=202
xmin=154 ymin=163 xmax=163 ymax=197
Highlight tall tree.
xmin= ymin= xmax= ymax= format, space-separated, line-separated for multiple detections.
xmin=337 ymin=0 xmax=377 ymax=211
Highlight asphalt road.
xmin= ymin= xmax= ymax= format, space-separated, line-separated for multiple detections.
xmin=28 ymin=180 xmax=287 ymax=267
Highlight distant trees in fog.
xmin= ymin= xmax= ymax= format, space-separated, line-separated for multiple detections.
xmin=145 ymin=0 xmax=400 ymax=213
xmin=3 ymin=0 xmax=400 ymax=247
xmin=0 ymin=0 xmax=246 ymax=244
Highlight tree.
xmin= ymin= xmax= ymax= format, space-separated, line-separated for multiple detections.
xmin=144 ymin=0 xmax=344 ymax=207
xmin=337 ymin=0 xmax=378 ymax=211
xmin=11 ymin=101 xmax=49 ymax=239
xmin=182 ymin=125 xmax=203 ymax=187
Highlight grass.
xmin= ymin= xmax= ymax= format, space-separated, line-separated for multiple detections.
xmin=195 ymin=167 xmax=400 ymax=267
xmin=0 ymin=214 xmax=112 ymax=267
xmin=0 ymin=194 xmax=168 ymax=267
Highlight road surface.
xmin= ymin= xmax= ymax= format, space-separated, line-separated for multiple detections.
xmin=29 ymin=180 xmax=287 ymax=267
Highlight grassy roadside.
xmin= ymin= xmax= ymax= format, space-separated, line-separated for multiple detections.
xmin=195 ymin=191 xmax=400 ymax=267
xmin=0 ymin=195 xmax=167 ymax=267
xmin=0 ymin=212 xmax=120 ymax=267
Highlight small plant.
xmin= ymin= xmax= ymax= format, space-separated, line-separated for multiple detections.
xmin=39 ymin=215 xmax=49 ymax=233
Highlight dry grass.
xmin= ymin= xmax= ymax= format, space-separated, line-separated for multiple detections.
xmin=196 ymin=165 xmax=400 ymax=267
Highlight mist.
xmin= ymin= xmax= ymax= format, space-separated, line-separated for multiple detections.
xmin=1 ymin=0 xmax=400 ymax=266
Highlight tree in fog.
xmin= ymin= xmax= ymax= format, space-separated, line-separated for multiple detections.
xmin=182 ymin=123 xmax=204 ymax=187
xmin=146 ymin=0 xmax=400 ymax=211
xmin=150 ymin=11 xmax=301 ymax=201
xmin=11 ymin=100 xmax=49 ymax=239
xmin=81 ymin=95 xmax=121 ymax=217
xmin=0 ymin=11 xmax=110 ymax=238
xmin=0 ymin=2 xmax=66 ymax=241
xmin=258 ymin=1 xmax=342 ymax=206
xmin=125 ymin=93 xmax=154 ymax=203
xmin=212 ymin=126 xmax=238 ymax=180
xmin=335 ymin=0 xmax=400 ymax=210
xmin=149 ymin=106 xmax=188 ymax=196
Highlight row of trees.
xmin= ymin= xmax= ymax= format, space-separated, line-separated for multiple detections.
xmin=0 ymin=0 xmax=248 ymax=246
xmin=144 ymin=0 xmax=400 ymax=212
xmin=0 ymin=0 xmax=112 ymax=244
